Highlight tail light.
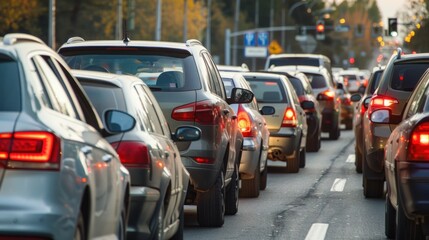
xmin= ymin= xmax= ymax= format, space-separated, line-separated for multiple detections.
xmin=172 ymin=100 xmax=220 ymax=125
xmin=408 ymin=122 xmax=429 ymax=161
xmin=193 ymin=157 xmax=215 ymax=164
xmin=317 ymin=90 xmax=335 ymax=101
xmin=282 ymin=107 xmax=297 ymax=127
xmin=360 ymin=103 xmax=367 ymax=115
xmin=112 ymin=141 xmax=150 ymax=168
xmin=237 ymin=104 xmax=255 ymax=137
xmin=368 ymin=95 xmax=398 ymax=123
xmin=0 ymin=131 xmax=61 ymax=170
xmin=343 ymin=96 xmax=352 ymax=106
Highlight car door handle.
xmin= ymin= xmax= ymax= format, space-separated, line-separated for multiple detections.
xmin=81 ymin=146 xmax=92 ymax=156
xmin=102 ymin=154 xmax=113 ymax=163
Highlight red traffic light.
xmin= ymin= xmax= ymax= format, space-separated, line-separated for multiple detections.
xmin=316 ymin=22 xmax=325 ymax=33
xmin=349 ymin=57 xmax=355 ymax=65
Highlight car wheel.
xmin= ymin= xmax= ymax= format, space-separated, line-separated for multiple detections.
xmin=385 ymin=193 xmax=396 ymax=239
xmin=197 ymin=168 xmax=225 ymax=227
xmin=396 ymin=198 xmax=424 ymax=240
xmin=260 ymin=159 xmax=268 ymax=191
xmin=225 ymin=162 xmax=240 ymax=214
xmin=74 ymin=210 xmax=85 ymax=240
xmin=299 ymin=147 xmax=306 ymax=168
xmin=345 ymin=119 xmax=353 ymax=130
xmin=171 ymin=206 xmax=184 ymax=240
xmin=307 ymin=129 xmax=320 ymax=152
xmin=355 ymin=145 xmax=362 ymax=173
xmin=240 ymin=160 xmax=260 ymax=198
xmin=116 ymin=204 xmax=127 ymax=240
xmin=285 ymin=145 xmax=300 ymax=173
xmin=363 ymin=172 xmax=384 ymax=198
xmin=329 ymin=123 xmax=340 ymax=140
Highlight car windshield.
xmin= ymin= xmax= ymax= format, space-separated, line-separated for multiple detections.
xmin=391 ymin=63 xmax=429 ymax=91
xmin=269 ymin=57 xmax=319 ymax=67
xmin=61 ymin=48 xmax=201 ymax=91
xmin=0 ymin=56 xmax=21 ymax=111
xmin=305 ymin=73 xmax=327 ymax=89
xmin=245 ymin=78 xmax=288 ymax=103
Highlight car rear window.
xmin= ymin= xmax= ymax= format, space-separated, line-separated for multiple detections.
xmin=78 ymin=79 xmax=127 ymax=118
xmin=61 ymin=47 xmax=201 ymax=91
xmin=288 ymin=77 xmax=305 ymax=96
xmin=0 ymin=56 xmax=21 ymax=111
xmin=221 ymin=78 xmax=235 ymax=98
xmin=391 ymin=63 xmax=429 ymax=91
xmin=268 ymin=57 xmax=319 ymax=67
xmin=305 ymin=73 xmax=327 ymax=89
xmin=340 ymin=74 xmax=357 ymax=81
xmin=244 ymin=78 xmax=288 ymax=103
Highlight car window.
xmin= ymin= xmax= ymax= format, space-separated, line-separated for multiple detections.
xmin=341 ymin=74 xmax=357 ymax=81
xmin=135 ymin=84 xmax=165 ymax=135
xmin=61 ymin=48 xmax=201 ymax=91
xmin=369 ymin=70 xmax=383 ymax=94
xmin=288 ymin=77 xmax=305 ymax=96
xmin=202 ymin=52 xmax=225 ymax=98
xmin=269 ymin=57 xmax=319 ymax=67
xmin=391 ymin=63 xmax=429 ymax=91
xmin=245 ymin=78 xmax=287 ymax=103
xmin=32 ymin=55 xmax=78 ymax=119
xmin=305 ymin=73 xmax=327 ymax=89
xmin=407 ymin=75 xmax=429 ymax=118
xmin=221 ymin=78 xmax=235 ymax=98
xmin=0 ymin=55 xmax=21 ymax=111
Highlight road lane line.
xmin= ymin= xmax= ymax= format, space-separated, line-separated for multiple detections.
xmin=346 ymin=154 xmax=355 ymax=163
xmin=304 ymin=223 xmax=329 ymax=240
xmin=330 ymin=178 xmax=347 ymax=192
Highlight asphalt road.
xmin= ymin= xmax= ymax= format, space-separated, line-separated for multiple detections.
xmin=183 ymin=129 xmax=386 ymax=240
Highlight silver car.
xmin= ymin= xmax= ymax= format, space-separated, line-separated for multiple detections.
xmin=220 ymin=71 xmax=274 ymax=198
xmin=73 ymin=70 xmax=201 ymax=240
xmin=0 ymin=33 xmax=132 ymax=239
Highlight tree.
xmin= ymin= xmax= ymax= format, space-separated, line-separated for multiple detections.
xmin=0 ymin=0 xmax=44 ymax=37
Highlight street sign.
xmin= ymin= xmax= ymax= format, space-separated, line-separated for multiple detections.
xmin=244 ymin=47 xmax=267 ymax=58
xmin=268 ymin=40 xmax=282 ymax=54
xmin=335 ymin=24 xmax=350 ymax=32
xmin=244 ymin=32 xmax=255 ymax=46
xmin=257 ymin=32 xmax=268 ymax=46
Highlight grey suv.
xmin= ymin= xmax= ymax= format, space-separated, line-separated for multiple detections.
xmin=58 ymin=37 xmax=254 ymax=227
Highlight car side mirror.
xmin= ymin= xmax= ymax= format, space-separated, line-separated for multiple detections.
xmin=301 ymin=100 xmax=315 ymax=110
xmin=259 ymin=106 xmax=275 ymax=115
xmin=350 ymin=93 xmax=362 ymax=102
xmin=228 ymin=87 xmax=254 ymax=104
xmin=104 ymin=109 xmax=136 ymax=133
xmin=363 ymin=96 xmax=372 ymax=109
xmin=172 ymin=126 xmax=201 ymax=142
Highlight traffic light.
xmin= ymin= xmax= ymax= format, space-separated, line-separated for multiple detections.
xmin=388 ymin=18 xmax=398 ymax=37
xmin=316 ymin=20 xmax=325 ymax=40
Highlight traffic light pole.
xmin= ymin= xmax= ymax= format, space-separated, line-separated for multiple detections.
xmin=225 ymin=25 xmax=315 ymax=65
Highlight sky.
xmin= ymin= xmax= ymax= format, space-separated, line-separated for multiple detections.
xmin=376 ymin=0 xmax=407 ymax=20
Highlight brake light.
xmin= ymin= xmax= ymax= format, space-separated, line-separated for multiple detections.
xmin=282 ymin=107 xmax=297 ymax=127
xmin=368 ymin=95 xmax=399 ymax=123
xmin=369 ymin=95 xmax=398 ymax=108
xmin=112 ymin=141 xmax=150 ymax=168
xmin=0 ymin=131 xmax=60 ymax=170
xmin=237 ymin=104 xmax=255 ymax=137
xmin=172 ymin=100 xmax=219 ymax=125
xmin=360 ymin=104 xmax=367 ymax=115
xmin=317 ymin=90 xmax=335 ymax=101
xmin=193 ymin=157 xmax=215 ymax=164
xmin=408 ymin=122 xmax=429 ymax=161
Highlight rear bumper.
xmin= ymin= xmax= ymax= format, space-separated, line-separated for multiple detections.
xmin=321 ymin=108 xmax=338 ymax=132
xmin=267 ymin=130 xmax=299 ymax=162
xmin=127 ymin=187 xmax=160 ymax=240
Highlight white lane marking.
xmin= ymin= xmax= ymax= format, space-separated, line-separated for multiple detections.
xmin=330 ymin=178 xmax=347 ymax=192
xmin=346 ymin=154 xmax=355 ymax=163
xmin=304 ymin=223 xmax=329 ymax=240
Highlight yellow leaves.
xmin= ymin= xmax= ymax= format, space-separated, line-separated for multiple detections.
xmin=0 ymin=0 xmax=42 ymax=33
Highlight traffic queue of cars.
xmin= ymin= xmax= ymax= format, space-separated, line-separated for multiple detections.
xmin=1 ymin=32 xmax=353 ymax=240
xmin=350 ymin=49 xmax=429 ymax=239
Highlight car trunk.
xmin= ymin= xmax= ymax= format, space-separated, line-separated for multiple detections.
xmin=259 ymin=102 xmax=289 ymax=133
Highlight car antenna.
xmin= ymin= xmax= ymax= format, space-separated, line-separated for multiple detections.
xmin=123 ymin=20 xmax=130 ymax=44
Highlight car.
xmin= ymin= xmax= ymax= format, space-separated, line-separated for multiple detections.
xmin=350 ymin=65 xmax=385 ymax=173
xmin=264 ymin=70 xmax=322 ymax=152
xmin=264 ymin=53 xmax=332 ymax=76
xmin=72 ymin=70 xmax=202 ymax=239
xmin=384 ymin=68 xmax=429 ymax=239
xmin=217 ymin=63 xmax=250 ymax=72
xmin=59 ymin=37 xmax=254 ymax=227
xmin=0 ymin=33 xmax=132 ymax=239
xmin=242 ymin=72 xmax=311 ymax=173
xmin=338 ymin=69 xmax=364 ymax=93
xmin=336 ymin=82 xmax=354 ymax=130
xmin=361 ymin=49 xmax=429 ymax=198
xmin=270 ymin=65 xmax=341 ymax=140
xmin=220 ymin=71 xmax=274 ymax=197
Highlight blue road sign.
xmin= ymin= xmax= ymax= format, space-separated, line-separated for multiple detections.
xmin=244 ymin=32 xmax=255 ymax=46
xmin=257 ymin=32 xmax=268 ymax=46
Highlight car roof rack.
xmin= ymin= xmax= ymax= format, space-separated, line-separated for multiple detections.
xmin=396 ymin=47 xmax=402 ymax=59
xmin=186 ymin=39 xmax=202 ymax=47
xmin=3 ymin=33 xmax=45 ymax=46
xmin=66 ymin=36 xmax=85 ymax=44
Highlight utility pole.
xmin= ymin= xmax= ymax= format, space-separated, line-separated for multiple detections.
xmin=155 ymin=0 xmax=162 ymax=41
xmin=205 ymin=0 xmax=212 ymax=51
xmin=232 ymin=0 xmax=240 ymax=66
xmin=252 ymin=0 xmax=259 ymax=71
xmin=269 ymin=0 xmax=274 ymax=42
xmin=48 ymin=0 xmax=56 ymax=49
xmin=183 ymin=0 xmax=187 ymax=42
xmin=116 ymin=0 xmax=123 ymax=40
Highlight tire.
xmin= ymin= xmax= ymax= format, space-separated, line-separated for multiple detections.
xmin=240 ymin=161 xmax=260 ymax=198
xmin=299 ymin=147 xmax=306 ymax=168
xmin=307 ymin=129 xmax=321 ymax=152
xmin=285 ymin=146 xmax=300 ymax=173
xmin=345 ymin=119 xmax=353 ymax=130
xmin=197 ymin=169 xmax=225 ymax=227
xmin=329 ymin=124 xmax=340 ymax=140
xmin=385 ymin=193 xmax=396 ymax=239
xmin=396 ymin=198 xmax=424 ymax=240
xmin=355 ymin=145 xmax=362 ymax=173
xmin=363 ymin=169 xmax=384 ymax=198
xmin=260 ymin=159 xmax=268 ymax=191
xmin=74 ymin=211 xmax=85 ymax=240
xmin=225 ymin=163 xmax=239 ymax=215
xmin=171 ymin=206 xmax=184 ymax=240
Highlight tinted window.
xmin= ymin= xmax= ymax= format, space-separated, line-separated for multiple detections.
xmin=61 ymin=48 xmax=201 ymax=91
xmin=0 ymin=56 xmax=21 ymax=111
xmin=221 ymin=78 xmax=235 ymax=98
xmin=135 ymin=85 xmax=164 ymax=135
xmin=288 ymin=77 xmax=305 ymax=96
xmin=391 ymin=63 xmax=429 ymax=91
xmin=245 ymin=78 xmax=288 ymax=103
xmin=305 ymin=73 xmax=327 ymax=89
xmin=369 ymin=70 xmax=383 ymax=94
xmin=269 ymin=57 xmax=319 ymax=67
